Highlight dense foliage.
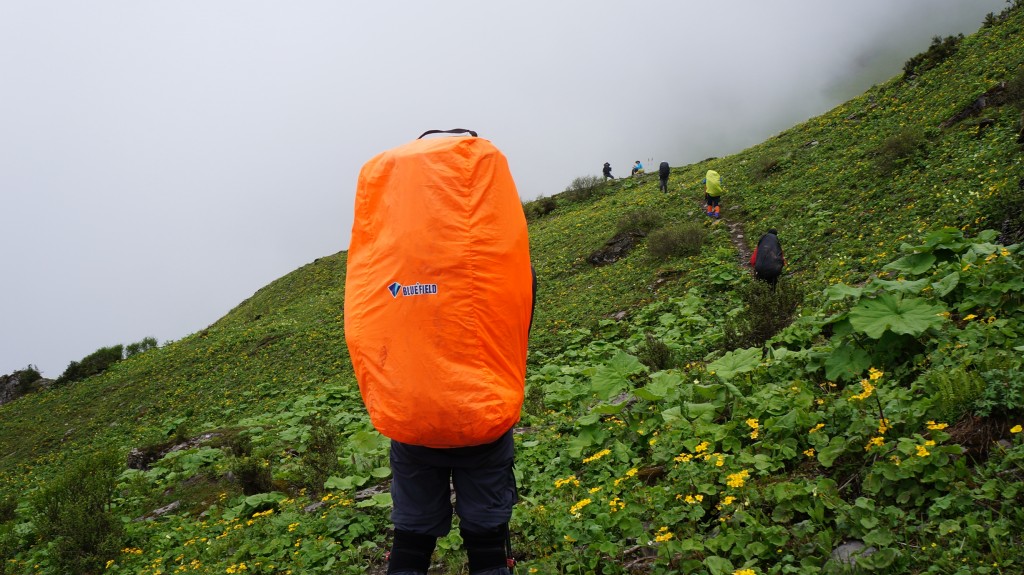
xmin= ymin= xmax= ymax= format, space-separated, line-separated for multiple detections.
xmin=1 ymin=5 xmax=1023 ymax=574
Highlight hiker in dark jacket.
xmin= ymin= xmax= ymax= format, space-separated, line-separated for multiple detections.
xmin=603 ymin=162 xmax=614 ymax=180
xmin=750 ymin=229 xmax=785 ymax=288
xmin=658 ymin=162 xmax=670 ymax=193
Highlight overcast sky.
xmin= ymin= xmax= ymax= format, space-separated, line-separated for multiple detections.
xmin=0 ymin=1 xmax=1008 ymax=378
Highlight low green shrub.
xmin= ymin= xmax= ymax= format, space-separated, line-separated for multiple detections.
xmin=12 ymin=365 xmax=40 ymax=386
xmin=55 ymin=344 xmax=124 ymax=385
xmin=562 ymin=175 xmax=604 ymax=202
xmin=874 ymin=126 xmax=926 ymax=175
xmin=523 ymin=196 xmax=556 ymax=221
xmin=231 ymin=456 xmax=274 ymax=495
xmin=974 ymin=351 xmax=1024 ymax=418
xmin=903 ymin=34 xmax=963 ymax=79
xmin=0 ymin=522 xmax=17 ymax=575
xmin=31 ymin=451 xmax=123 ymax=575
xmin=721 ymin=279 xmax=806 ymax=350
xmin=750 ymin=153 xmax=785 ymax=181
xmin=647 ymin=223 xmax=707 ymax=260
xmin=301 ymin=415 xmax=340 ymax=495
xmin=0 ymin=496 xmax=15 ymax=523
xmin=634 ymin=332 xmax=678 ymax=372
xmin=616 ymin=208 xmax=662 ymax=236
xmin=125 ymin=336 xmax=158 ymax=358
xmin=1003 ymin=66 xmax=1024 ymax=109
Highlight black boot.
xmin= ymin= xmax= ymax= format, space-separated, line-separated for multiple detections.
xmin=462 ymin=524 xmax=512 ymax=575
xmin=387 ymin=529 xmax=436 ymax=575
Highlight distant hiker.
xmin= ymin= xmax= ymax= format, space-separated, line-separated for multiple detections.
xmin=658 ymin=162 xmax=670 ymax=193
xmin=702 ymin=169 xmax=724 ymax=218
xmin=750 ymin=229 xmax=785 ymax=288
xmin=603 ymin=162 xmax=614 ymax=180
xmin=631 ymin=160 xmax=644 ymax=176
xmin=346 ymin=130 xmax=534 ymax=575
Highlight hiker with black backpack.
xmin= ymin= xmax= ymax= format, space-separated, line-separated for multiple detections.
xmin=346 ymin=130 xmax=533 ymax=575
xmin=603 ymin=162 xmax=614 ymax=180
xmin=750 ymin=229 xmax=786 ymax=288
xmin=658 ymin=161 xmax=670 ymax=192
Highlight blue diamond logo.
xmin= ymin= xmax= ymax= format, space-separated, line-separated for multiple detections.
xmin=387 ymin=282 xmax=402 ymax=297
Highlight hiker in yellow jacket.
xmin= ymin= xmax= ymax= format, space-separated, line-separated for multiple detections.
xmin=702 ymin=170 xmax=724 ymax=219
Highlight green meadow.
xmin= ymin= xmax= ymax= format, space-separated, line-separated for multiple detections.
xmin=2 ymin=5 xmax=1024 ymax=574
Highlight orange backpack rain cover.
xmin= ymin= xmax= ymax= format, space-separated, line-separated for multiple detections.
xmin=344 ymin=134 xmax=532 ymax=448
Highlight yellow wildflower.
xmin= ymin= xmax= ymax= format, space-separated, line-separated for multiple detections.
xmin=583 ymin=449 xmax=611 ymax=463
xmin=654 ymin=527 xmax=674 ymax=542
xmin=916 ymin=445 xmax=931 ymax=457
xmin=726 ymin=469 xmax=750 ymax=488
xmin=803 ymin=448 xmax=815 ymax=457
xmin=695 ymin=441 xmax=711 ymax=453
xmin=1011 ymin=425 xmax=1022 ymax=433
xmin=850 ymin=380 xmax=874 ymax=401
xmin=721 ymin=495 xmax=736 ymax=506
xmin=674 ymin=453 xmax=694 ymax=463
xmin=734 ymin=569 xmax=757 ymax=575
xmin=926 ymin=421 xmax=948 ymax=431
xmin=963 ymin=314 xmax=977 ymax=321
xmin=747 ymin=418 xmax=760 ymax=440
xmin=878 ymin=419 xmax=890 ymax=435
xmin=554 ymin=475 xmax=579 ymax=488
xmin=865 ymin=436 xmax=885 ymax=450
xmin=868 ymin=367 xmax=884 ymax=380
xmin=570 ymin=498 xmax=592 ymax=514
xmin=809 ymin=423 xmax=825 ymax=434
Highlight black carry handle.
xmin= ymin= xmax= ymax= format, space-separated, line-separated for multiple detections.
xmin=417 ymin=128 xmax=478 ymax=139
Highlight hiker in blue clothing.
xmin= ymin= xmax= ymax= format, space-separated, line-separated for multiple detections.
xmin=631 ymin=160 xmax=644 ymax=176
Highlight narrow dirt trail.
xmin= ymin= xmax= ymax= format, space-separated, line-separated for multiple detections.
xmin=692 ymin=194 xmax=753 ymax=266
xmin=726 ymin=218 xmax=753 ymax=267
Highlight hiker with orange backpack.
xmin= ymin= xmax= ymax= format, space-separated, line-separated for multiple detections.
xmin=702 ymin=169 xmax=724 ymax=218
xmin=345 ymin=129 xmax=534 ymax=575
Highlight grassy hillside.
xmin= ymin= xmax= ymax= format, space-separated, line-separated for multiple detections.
xmin=2 ymin=6 xmax=1024 ymax=574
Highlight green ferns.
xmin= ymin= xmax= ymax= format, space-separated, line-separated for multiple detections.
xmin=922 ymin=366 xmax=987 ymax=422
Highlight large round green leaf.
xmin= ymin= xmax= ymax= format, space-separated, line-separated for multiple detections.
xmin=848 ymin=293 xmax=947 ymax=339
